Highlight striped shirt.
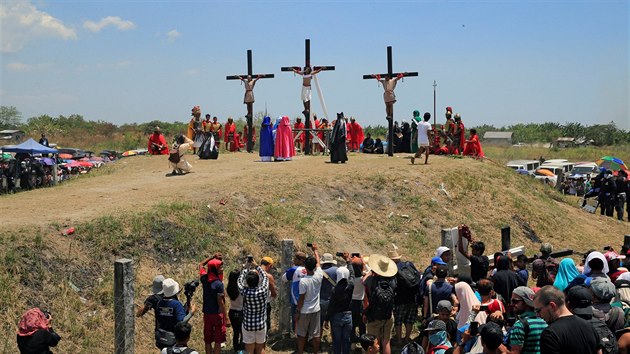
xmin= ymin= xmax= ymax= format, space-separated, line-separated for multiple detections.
xmin=509 ymin=311 xmax=548 ymax=354
xmin=237 ymin=266 xmax=269 ymax=331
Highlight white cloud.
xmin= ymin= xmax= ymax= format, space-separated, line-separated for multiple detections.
xmin=83 ymin=16 xmax=135 ymax=33
xmin=166 ymin=29 xmax=180 ymax=42
xmin=6 ymin=62 xmax=53 ymax=71
xmin=0 ymin=2 xmax=77 ymax=53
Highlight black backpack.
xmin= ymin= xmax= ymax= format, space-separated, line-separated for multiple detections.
xmin=397 ymin=262 xmax=420 ymax=291
xmin=590 ymin=317 xmax=619 ymax=354
xmin=368 ymin=278 xmax=395 ymax=320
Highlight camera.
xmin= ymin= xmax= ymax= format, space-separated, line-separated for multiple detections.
xmin=306 ymin=243 xmax=313 ymax=248
xmin=42 ymin=310 xmax=51 ymax=319
xmin=247 ymin=255 xmax=254 ymax=263
xmin=351 ymin=253 xmax=360 ymax=258
xmin=183 ymin=280 xmax=199 ymax=309
xmin=479 ymin=305 xmax=489 ymax=312
xmin=604 ymin=246 xmax=612 ymax=251
xmin=335 ymin=252 xmax=344 ymax=257
xmin=469 ymin=321 xmax=479 ymax=336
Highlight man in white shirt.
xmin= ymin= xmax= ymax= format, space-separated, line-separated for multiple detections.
xmin=296 ymin=244 xmax=323 ymax=354
xmin=411 ymin=112 xmax=433 ymax=165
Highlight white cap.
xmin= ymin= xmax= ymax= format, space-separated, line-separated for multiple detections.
xmin=436 ymin=246 xmax=451 ymax=257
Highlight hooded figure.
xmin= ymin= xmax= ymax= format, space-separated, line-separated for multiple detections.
xmin=274 ymin=116 xmax=295 ymax=161
xmin=553 ymin=258 xmax=580 ymax=291
xmin=259 ymin=116 xmax=274 ymax=162
xmin=330 ymin=112 xmax=348 ymax=164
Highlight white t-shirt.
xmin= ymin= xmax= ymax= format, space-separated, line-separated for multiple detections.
xmin=417 ymin=121 xmax=432 ymax=146
xmin=299 ymin=267 xmax=323 ymax=314
xmin=352 ymin=277 xmax=365 ymax=301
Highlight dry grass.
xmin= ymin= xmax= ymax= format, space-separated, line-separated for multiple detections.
xmin=0 ymin=149 xmax=628 ymax=353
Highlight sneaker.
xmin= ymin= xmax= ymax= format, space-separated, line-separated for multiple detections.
xmin=172 ymin=170 xmax=178 ymax=175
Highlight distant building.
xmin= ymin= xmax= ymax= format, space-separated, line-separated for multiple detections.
xmin=555 ymin=137 xmax=575 ymax=148
xmin=483 ymin=131 xmax=513 ymax=145
xmin=0 ymin=130 xmax=25 ymax=144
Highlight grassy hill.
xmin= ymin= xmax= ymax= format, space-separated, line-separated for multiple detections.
xmin=0 ymin=149 xmax=628 ymax=353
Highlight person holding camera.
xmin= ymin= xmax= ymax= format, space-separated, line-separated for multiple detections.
xmin=238 ymin=257 xmax=270 ymax=354
xmin=260 ymin=256 xmax=277 ymax=335
xmin=17 ymin=308 xmax=61 ymax=354
xmin=199 ymin=254 xmax=230 ymax=354
xmin=324 ymin=252 xmax=355 ymax=354
xmin=155 ymin=278 xmax=195 ymax=349
xmin=169 ymin=135 xmax=194 ymax=175
xmin=296 ymin=243 xmax=323 ymax=354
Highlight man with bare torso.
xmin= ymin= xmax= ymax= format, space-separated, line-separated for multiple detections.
xmin=372 ymin=73 xmax=404 ymax=120
xmin=292 ymin=66 xmax=324 ymax=114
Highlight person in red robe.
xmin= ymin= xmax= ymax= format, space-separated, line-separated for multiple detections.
xmin=147 ymin=126 xmax=169 ymax=155
xmin=224 ymin=117 xmax=236 ymax=151
xmin=345 ymin=118 xmax=352 ymax=150
xmin=274 ymin=116 xmax=295 ymax=161
xmin=453 ymin=113 xmax=465 ymax=155
xmin=230 ymin=131 xmax=243 ymax=152
xmin=463 ymin=128 xmax=484 ymax=158
xmin=293 ymin=117 xmax=305 ymax=152
xmin=316 ymin=118 xmax=329 ymax=153
xmin=348 ymin=117 xmax=365 ymax=152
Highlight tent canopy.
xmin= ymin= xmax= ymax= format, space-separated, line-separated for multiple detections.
xmin=1 ymin=138 xmax=59 ymax=154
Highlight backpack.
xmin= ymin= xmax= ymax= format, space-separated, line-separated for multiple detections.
xmin=368 ymin=278 xmax=395 ymax=320
xmin=401 ymin=341 xmax=425 ymax=354
xmin=168 ymin=150 xmax=181 ymax=164
xmin=590 ymin=317 xmax=619 ymax=354
xmin=397 ymin=262 xmax=421 ymax=290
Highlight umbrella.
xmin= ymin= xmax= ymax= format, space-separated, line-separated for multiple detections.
xmin=535 ymin=169 xmax=555 ymax=177
xmin=596 ymin=156 xmax=627 ymax=171
xmin=59 ymin=153 xmax=73 ymax=159
xmin=122 ymin=150 xmax=137 ymax=157
xmin=515 ymin=169 xmax=530 ymax=175
xmin=40 ymin=157 xmax=56 ymax=166
xmin=77 ymin=161 xmax=93 ymax=167
xmin=1 ymin=152 xmax=13 ymax=160
xmin=89 ymin=156 xmax=104 ymax=161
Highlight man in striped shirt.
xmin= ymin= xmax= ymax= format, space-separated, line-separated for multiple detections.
xmin=509 ymin=286 xmax=547 ymax=354
xmin=238 ymin=261 xmax=269 ymax=354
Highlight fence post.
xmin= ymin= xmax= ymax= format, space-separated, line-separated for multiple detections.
xmin=442 ymin=227 xmax=469 ymax=276
xmin=501 ymin=226 xmax=511 ymax=251
xmin=278 ymin=239 xmax=294 ymax=334
xmin=114 ymin=258 xmax=135 ymax=354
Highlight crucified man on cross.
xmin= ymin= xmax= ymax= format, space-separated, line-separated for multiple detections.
xmin=372 ymin=73 xmax=405 ymax=119
xmin=237 ymin=75 xmax=261 ymax=118
xmin=292 ymin=66 xmax=324 ymax=114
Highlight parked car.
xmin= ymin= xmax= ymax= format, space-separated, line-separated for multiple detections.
xmin=534 ymin=167 xmax=558 ymax=186
xmin=570 ymin=162 xmax=599 ymax=176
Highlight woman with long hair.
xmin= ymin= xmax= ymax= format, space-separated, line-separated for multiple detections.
xmin=226 ymin=269 xmax=244 ymax=352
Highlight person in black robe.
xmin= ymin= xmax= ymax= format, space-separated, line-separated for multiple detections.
xmin=330 ymin=112 xmax=348 ymax=163
xmin=362 ymin=133 xmax=375 ymax=153
xmin=374 ymin=138 xmax=385 ymax=154
xmin=392 ymin=121 xmax=402 ymax=152
xmin=400 ymin=122 xmax=412 ymax=153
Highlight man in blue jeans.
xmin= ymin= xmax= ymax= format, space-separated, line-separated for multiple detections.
xmin=324 ymin=253 xmax=355 ymax=354
xmin=281 ymin=251 xmax=307 ymax=334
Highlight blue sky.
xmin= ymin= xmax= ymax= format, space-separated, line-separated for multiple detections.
xmin=1 ymin=0 xmax=628 ymax=129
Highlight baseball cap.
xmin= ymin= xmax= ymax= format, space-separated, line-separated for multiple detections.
xmin=566 ymin=285 xmax=593 ymax=316
xmin=436 ymin=246 xmax=451 ymax=257
xmin=261 ymin=256 xmax=274 ymax=266
xmin=423 ymin=319 xmax=446 ymax=332
xmin=591 ymin=278 xmax=616 ymax=302
xmin=431 ymin=256 xmax=447 ymax=265
xmin=512 ymin=286 xmax=535 ymax=307
xmin=436 ymin=300 xmax=453 ymax=312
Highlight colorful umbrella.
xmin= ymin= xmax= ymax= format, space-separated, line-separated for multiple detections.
xmin=122 ymin=150 xmax=137 ymax=157
xmin=59 ymin=153 xmax=73 ymax=159
xmin=596 ymin=156 xmax=627 ymax=171
xmin=535 ymin=169 xmax=555 ymax=177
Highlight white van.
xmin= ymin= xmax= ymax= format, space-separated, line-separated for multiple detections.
xmin=506 ymin=160 xmax=541 ymax=174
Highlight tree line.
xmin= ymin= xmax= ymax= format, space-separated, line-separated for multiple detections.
xmin=1 ymin=106 xmax=628 ymax=150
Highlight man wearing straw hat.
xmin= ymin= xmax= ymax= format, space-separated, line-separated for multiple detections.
xmin=363 ymin=254 xmax=398 ymax=354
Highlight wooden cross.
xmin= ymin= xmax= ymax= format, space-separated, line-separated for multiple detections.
xmin=226 ymin=50 xmax=274 ymax=153
xmin=363 ymin=46 xmax=418 ymax=157
xmin=281 ymin=39 xmax=335 ymax=155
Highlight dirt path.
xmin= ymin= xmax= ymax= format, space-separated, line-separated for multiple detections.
xmin=0 ymin=152 xmax=406 ymax=228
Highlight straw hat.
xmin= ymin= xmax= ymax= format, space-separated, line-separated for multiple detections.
xmin=321 ymin=253 xmax=338 ymax=265
xmin=388 ymin=244 xmax=402 ymax=260
xmin=367 ymin=254 xmax=398 ymax=277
